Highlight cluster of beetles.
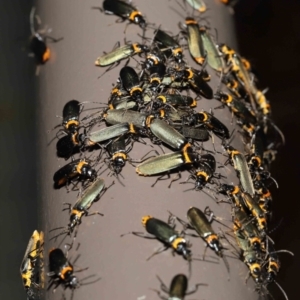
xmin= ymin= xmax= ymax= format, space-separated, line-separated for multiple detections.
xmin=20 ymin=0 xmax=294 ymax=299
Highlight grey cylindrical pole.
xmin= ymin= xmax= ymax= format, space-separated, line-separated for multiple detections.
xmin=37 ymin=1 xmax=257 ymax=299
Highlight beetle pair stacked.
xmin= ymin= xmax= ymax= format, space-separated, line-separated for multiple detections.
xmin=126 ymin=206 xmax=224 ymax=260
xmin=20 ymin=231 xmax=44 ymax=300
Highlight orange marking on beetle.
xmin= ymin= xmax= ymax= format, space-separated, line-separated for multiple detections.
xmin=142 ymin=215 xmax=152 ymax=227
xmin=157 ymin=95 xmax=167 ymax=103
xmin=250 ymin=237 xmax=261 ymax=246
xmin=111 ymin=88 xmax=121 ymax=95
xmin=76 ymin=160 xmax=88 ymax=174
xmin=147 ymin=54 xmax=159 ymax=64
xmin=196 ymin=171 xmax=209 ymax=181
xmin=172 ymin=47 xmax=182 ymax=56
xmin=132 ymin=43 xmax=142 ymax=53
xmin=195 ymin=57 xmax=205 ymax=65
xmin=186 ymin=69 xmax=194 ymax=79
xmin=232 ymin=186 xmax=240 ymax=194
xmin=263 ymin=191 xmax=271 ymax=198
xmin=145 ymin=115 xmax=154 ymax=127
xmin=199 ymin=5 xmax=206 ymax=13
xmin=206 ymin=234 xmax=218 ymax=245
xmin=257 ymin=217 xmax=266 ymax=230
xmin=191 ymin=99 xmax=197 ymax=107
xmin=268 ymin=261 xmax=280 ymax=272
xmin=72 ymin=132 xmax=79 ymax=145
xmin=112 ymin=152 xmax=127 ymax=160
xmin=185 ymin=18 xmax=198 ymax=25
xmin=182 ymin=143 xmax=192 ymax=163
xmin=42 ymin=47 xmax=51 ymax=62
xmin=61 ymin=266 xmax=73 ymax=280
xmin=249 ymin=263 xmax=261 ymax=277
xmin=158 ymin=110 xmax=165 ymax=118
xmin=22 ymin=271 xmax=32 ymax=288
xmin=251 ymin=156 xmax=261 ymax=167
xmin=200 ymin=112 xmax=208 ymax=122
xmin=129 ymin=123 xmax=136 ymax=133
xmin=130 ymin=86 xmax=142 ymax=95
xmin=71 ymin=209 xmax=84 ymax=219
xmin=172 ymin=237 xmax=185 ymax=250
xmin=65 ymin=120 xmax=79 ymax=130
xmin=241 ymin=58 xmax=251 ymax=70
xmin=150 ymin=77 xmax=160 ymax=84
xmin=230 ymin=150 xmax=240 ymax=157
xmin=129 ymin=11 xmax=142 ymax=22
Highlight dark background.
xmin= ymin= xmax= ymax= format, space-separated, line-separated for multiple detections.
xmin=0 ymin=0 xmax=298 ymax=299
xmin=234 ymin=0 xmax=299 ymax=298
